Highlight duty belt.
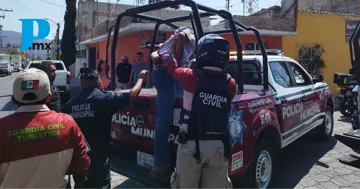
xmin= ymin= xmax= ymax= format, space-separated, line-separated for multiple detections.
xmin=178 ymin=108 xmax=231 ymax=164
xmin=189 ymin=133 xmax=231 ymax=164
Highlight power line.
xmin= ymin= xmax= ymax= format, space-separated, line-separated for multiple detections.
xmin=58 ymin=1 xmax=65 ymax=23
xmin=38 ymin=0 xmax=64 ymax=8
xmin=6 ymin=0 xmax=43 ymax=17
xmin=0 ymin=6 xmax=13 ymax=19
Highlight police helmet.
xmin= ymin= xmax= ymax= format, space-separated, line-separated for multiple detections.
xmin=196 ymin=34 xmax=230 ymax=69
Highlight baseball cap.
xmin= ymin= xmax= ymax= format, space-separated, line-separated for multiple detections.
xmin=122 ymin=56 xmax=128 ymax=60
xmin=13 ymin=68 xmax=51 ymax=104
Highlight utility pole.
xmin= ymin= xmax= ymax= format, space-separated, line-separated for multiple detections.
xmin=226 ymin=0 xmax=230 ymax=11
xmin=0 ymin=35 xmax=7 ymax=53
xmin=225 ymin=0 xmax=230 ymax=28
xmin=243 ymin=0 xmax=245 ymax=16
xmin=45 ymin=18 xmax=61 ymax=60
xmin=56 ymin=22 xmax=60 ymax=60
xmin=0 ymin=8 xmax=13 ymax=19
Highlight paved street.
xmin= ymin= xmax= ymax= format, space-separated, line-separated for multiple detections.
xmin=1 ymin=72 xmax=360 ymax=188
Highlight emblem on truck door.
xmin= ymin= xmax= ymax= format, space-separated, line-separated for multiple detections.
xmin=112 ymin=113 xmax=144 ymax=127
xmin=228 ymin=105 xmax=247 ymax=147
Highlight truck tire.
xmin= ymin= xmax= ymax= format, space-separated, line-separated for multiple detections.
xmin=250 ymin=140 xmax=275 ymax=189
xmin=315 ymin=105 xmax=334 ymax=140
xmin=339 ymin=99 xmax=353 ymax=116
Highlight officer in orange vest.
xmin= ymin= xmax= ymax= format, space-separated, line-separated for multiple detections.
xmin=0 ymin=68 xmax=90 ymax=188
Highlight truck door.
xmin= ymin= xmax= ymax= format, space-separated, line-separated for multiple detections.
xmin=286 ymin=61 xmax=322 ymax=131
xmin=269 ymin=61 xmax=311 ymax=147
xmin=270 ymin=61 xmax=301 ymax=133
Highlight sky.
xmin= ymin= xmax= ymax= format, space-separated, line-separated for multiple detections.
xmin=0 ymin=0 xmax=281 ymax=40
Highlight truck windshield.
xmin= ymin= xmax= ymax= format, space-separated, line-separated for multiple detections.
xmin=29 ymin=63 xmax=40 ymax=69
xmin=54 ymin=63 xmax=64 ymax=70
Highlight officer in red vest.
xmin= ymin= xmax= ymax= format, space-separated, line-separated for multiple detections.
xmin=0 ymin=68 xmax=90 ymax=188
xmin=154 ymin=34 xmax=237 ymax=188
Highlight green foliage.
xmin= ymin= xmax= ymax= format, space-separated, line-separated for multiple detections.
xmin=8 ymin=49 xmax=21 ymax=55
xmin=61 ymin=0 xmax=77 ymax=69
xmin=33 ymin=56 xmax=42 ymax=61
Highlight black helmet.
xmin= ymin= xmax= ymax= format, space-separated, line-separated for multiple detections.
xmin=196 ymin=34 xmax=230 ymax=69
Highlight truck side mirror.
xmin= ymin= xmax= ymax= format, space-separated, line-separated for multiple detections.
xmin=313 ymin=73 xmax=324 ymax=83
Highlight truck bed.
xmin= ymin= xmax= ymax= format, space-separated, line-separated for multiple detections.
xmin=115 ymin=88 xmax=158 ymax=96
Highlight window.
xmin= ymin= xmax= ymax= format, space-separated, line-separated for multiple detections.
xmin=270 ymin=62 xmax=292 ymax=88
xmin=76 ymin=49 xmax=87 ymax=58
xmin=246 ymin=43 xmax=255 ymax=51
xmin=245 ymin=42 xmax=268 ymax=51
xmin=29 ymin=63 xmax=40 ymax=69
xmin=54 ymin=63 xmax=64 ymax=70
xmin=29 ymin=62 xmax=64 ymax=70
xmin=288 ymin=62 xmax=311 ymax=86
xmin=225 ymin=60 xmax=262 ymax=85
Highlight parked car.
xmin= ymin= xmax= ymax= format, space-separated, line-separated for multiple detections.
xmin=0 ymin=60 xmax=13 ymax=76
xmin=110 ymin=53 xmax=334 ymax=188
xmin=26 ymin=60 xmax=71 ymax=105
xmin=0 ymin=54 xmax=22 ymax=72
xmin=11 ymin=55 xmax=23 ymax=72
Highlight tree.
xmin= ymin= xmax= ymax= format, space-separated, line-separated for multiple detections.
xmin=8 ymin=49 xmax=21 ymax=55
xmin=33 ymin=56 xmax=42 ymax=61
xmin=61 ymin=0 xmax=77 ymax=69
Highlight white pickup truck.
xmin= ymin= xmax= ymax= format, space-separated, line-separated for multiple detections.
xmin=26 ymin=60 xmax=72 ymax=105
xmin=0 ymin=54 xmax=22 ymax=72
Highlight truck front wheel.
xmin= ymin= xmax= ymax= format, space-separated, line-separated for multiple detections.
xmin=250 ymin=140 xmax=275 ymax=189
xmin=315 ymin=105 xmax=334 ymax=140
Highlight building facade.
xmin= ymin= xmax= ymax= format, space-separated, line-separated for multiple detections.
xmin=282 ymin=10 xmax=360 ymax=95
xmin=298 ymin=0 xmax=360 ymax=14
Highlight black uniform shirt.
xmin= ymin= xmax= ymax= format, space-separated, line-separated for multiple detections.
xmin=116 ymin=62 xmax=132 ymax=83
xmin=47 ymin=84 xmax=61 ymax=112
xmin=64 ymin=88 xmax=130 ymax=149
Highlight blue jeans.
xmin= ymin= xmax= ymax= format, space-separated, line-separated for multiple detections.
xmin=152 ymin=67 xmax=183 ymax=169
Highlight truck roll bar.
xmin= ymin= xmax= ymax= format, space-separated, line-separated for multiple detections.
xmin=105 ymin=25 xmax=116 ymax=80
xmin=352 ymin=22 xmax=360 ymax=83
xmin=107 ymin=0 xmax=269 ymax=94
xmin=349 ymin=22 xmax=360 ymax=68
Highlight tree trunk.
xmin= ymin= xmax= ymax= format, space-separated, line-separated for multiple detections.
xmin=61 ymin=0 xmax=77 ymax=69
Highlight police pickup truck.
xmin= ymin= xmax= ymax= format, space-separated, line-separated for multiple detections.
xmin=110 ymin=50 xmax=334 ymax=188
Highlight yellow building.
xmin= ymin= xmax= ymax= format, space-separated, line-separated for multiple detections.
xmin=282 ymin=10 xmax=360 ymax=95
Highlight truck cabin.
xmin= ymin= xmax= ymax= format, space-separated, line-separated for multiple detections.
xmin=189 ymin=49 xmax=283 ymax=92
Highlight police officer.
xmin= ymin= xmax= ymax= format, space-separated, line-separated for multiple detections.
xmin=38 ymin=61 xmax=73 ymax=188
xmin=0 ymin=68 xmax=90 ymax=188
xmin=64 ymin=69 xmax=148 ymax=188
xmin=155 ymin=34 xmax=237 ymax=188
xmin=38 ymin=61 xmax=61 ymax=112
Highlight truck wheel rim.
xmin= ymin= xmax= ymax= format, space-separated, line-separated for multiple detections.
xmin=325 ymin=111 xmax=332 ymax=135
xmin=256 ymin=150 xmax=272 ymax=189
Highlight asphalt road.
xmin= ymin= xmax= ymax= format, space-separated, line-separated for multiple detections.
xmin=1 ymin=72 xmax=360 ymax=188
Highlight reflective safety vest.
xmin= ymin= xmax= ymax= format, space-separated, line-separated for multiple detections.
xmin=187 ymin=69 xmax=233 ymax=162
xmin=188 ymin=69 xmax=232 ymax=139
